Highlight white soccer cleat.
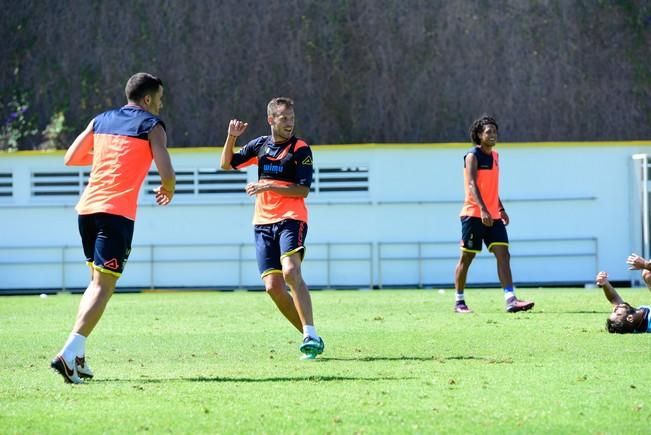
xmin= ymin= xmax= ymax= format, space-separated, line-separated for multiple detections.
xmin=75 ymin=356 xmax=94 ymax=379
xmin=50 ymin=355 xmax=83 ymax=384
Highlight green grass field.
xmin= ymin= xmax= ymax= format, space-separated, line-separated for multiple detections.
xmin=1 ymin=288 xmax=650 ymax=434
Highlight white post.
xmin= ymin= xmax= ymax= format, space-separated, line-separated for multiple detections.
xmin=632 ymin=154 xmax=650 ymax=263
xmin=644 ymin=155 xmax=649 ymax=260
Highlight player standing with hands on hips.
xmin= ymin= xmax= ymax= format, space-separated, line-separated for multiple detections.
xmin=453 ymin=115 xmax=534 ymax=314
xmin=220 ymin=97 xmax=324 ymax=359
xmin=51 ymin=73 xmax=176 ymax=383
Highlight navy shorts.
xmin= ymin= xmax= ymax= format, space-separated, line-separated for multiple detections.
xmin=78 ymin=213 xmax=134 ymax=277
xmin=460 ymin=216 xmax=509 ymax=253
xmin=254 ymin=219 xmax=307 ymax=278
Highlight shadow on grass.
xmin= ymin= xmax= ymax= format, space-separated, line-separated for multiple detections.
xmin=322 ymin=356 xmax=436 ymax=362
xmin=537 ymin=310 xmax=602 ymax=314
xmin=90 ymin=356 xmax=511 ymax=384
xmin=92 ymin=374 xmax=410 ymax=384
xmin=321 ymin=355 xmax=512 ymax=363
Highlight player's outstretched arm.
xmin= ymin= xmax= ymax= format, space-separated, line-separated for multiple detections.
xmin=596 ymin=271 xmax=624 ymax=305
xmin=626 ymin=253 xmax=651 ymax=271
xmin=149 ymin=124 xmax=175 ymax=205
xmin=64 ymin=120 xmax=94 ymax=166
xmin=220 ymin=119 xmax=248 ymax=170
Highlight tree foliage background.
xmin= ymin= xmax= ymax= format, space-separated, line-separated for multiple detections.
xmin=1 ymin=0 xmax=650 ymax=149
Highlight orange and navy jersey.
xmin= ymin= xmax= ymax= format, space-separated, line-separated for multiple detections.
xmin=76 ymin=106 xmax=164 ymax=221
xmin=460 ymin=147 xmax=501 ymax=219
xmin=230 ymin=135 xmax=313 ymax=225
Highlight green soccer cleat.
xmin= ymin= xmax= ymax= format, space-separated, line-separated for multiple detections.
xmin=299 ymin=336 xmax=324 ymax=359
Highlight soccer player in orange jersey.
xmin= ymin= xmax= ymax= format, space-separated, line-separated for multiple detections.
xmin=454 ymin=116 xmax=534 ymax=314
xmin=51 ymin=73 xmax=176 ymax=383
xmin=220 ymin=97 xmax=324 ymax=359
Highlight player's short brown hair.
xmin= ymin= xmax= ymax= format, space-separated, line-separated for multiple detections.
xmin=125 ymin=73 xmax=163 ymax=102
xmin=267 ymin=97 xmax=294 ymax=117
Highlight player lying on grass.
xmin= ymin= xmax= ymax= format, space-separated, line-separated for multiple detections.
xmin=596 ymin=253 xmax=651 ymax=334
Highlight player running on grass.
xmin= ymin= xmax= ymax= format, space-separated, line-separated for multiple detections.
xmin=596 ymin=253 xmax=651 ymax=333
xmin=453 ymin=115 xmax=534 ymax=314
xmin=51 ymin=73 xmax=176 ymax=383
xmin=219 ymin=97 xmax=324 ymax=359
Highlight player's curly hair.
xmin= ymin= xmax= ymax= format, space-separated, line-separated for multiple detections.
xmin=470 ymin=115 xmax=499 ymax=145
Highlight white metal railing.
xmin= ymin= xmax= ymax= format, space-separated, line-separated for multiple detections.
xmin=0 ymin=242 xmax=374 ymax=291
xmin=377 ymin=238 xmax=599 ymax=288
xmin=0 ymin=239 xmax=599 ymax=292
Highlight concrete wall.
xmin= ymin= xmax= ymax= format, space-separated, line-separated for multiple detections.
xmin=0 ymin=142 xmax=649 ymax=291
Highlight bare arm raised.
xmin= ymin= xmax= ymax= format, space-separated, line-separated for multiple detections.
xmin=626 ymin=253 xmax=651 ymax=271
xmin=596 ymin=271 xmax=625 ymax=306
xmin=220 ymin=119 xmax=248 ymax=170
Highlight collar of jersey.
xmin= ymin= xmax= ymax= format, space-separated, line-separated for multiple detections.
xmin=268 ymin=136 xmax=296 ymax=147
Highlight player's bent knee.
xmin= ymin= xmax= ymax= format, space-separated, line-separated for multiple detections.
xmin=282 ymin=269 xmax=303 ymax=287
xmin=90 ymin=270 xmax=118 ymax=296
xmin=491 ymin=247 xmax=510 ymax=261
xmin=265 ymin=285 xmax=286 ymax=298
xmin=281 ymin=259 xmax=301 ymax=279
xmin=263 ymin=273 xmax=285 ymax=296
xmin=459 ymin=251 xmax=476 ymax=264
